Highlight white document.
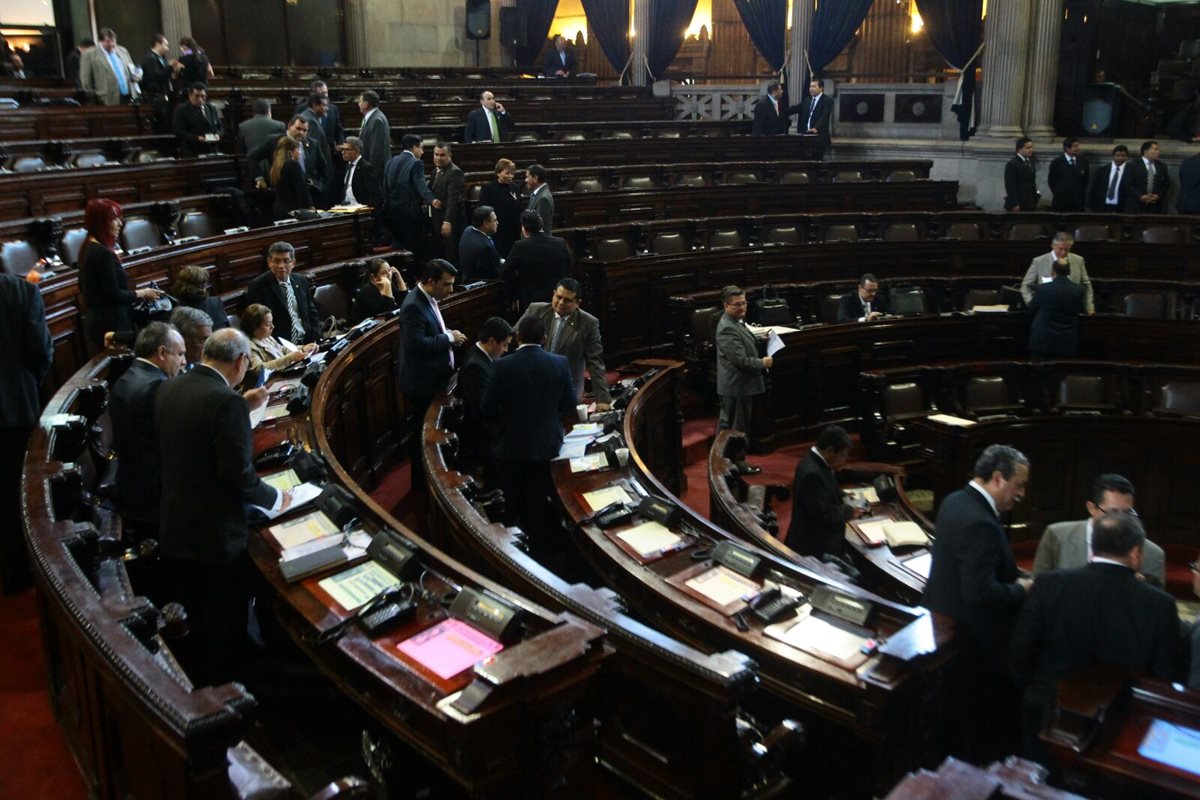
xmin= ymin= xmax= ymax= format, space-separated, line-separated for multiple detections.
xmin=318 ymin=562 xmax=398 ymax=611
xmin=765 ymin=609 xmax=867 ymax=661
xmin=765 ymin=329 xmax=786 ymax=357
xmin=926 ymin=413 xmax=977 ymax=427
xmin=582 ymin=485 xmax=634 ymax=512
xmin=268 ymin=508 xmax=338 ymax=549
xmin=555 ymin=439 xmax=591 ymax=460
xmin=616 ymin=521 xmax=682 ymax=556
xmin=251 ymin=481 xmax=323 ymax=522
xmin=684 ymin=566 xmax=758 ymax=607
xmin=569 ymin=453 xmax=610 ymax=473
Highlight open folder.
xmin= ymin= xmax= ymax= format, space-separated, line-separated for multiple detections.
xmin=852 ymin=518 xmax=928 ymax=548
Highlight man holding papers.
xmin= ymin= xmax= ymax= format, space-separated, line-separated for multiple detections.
xmin=787 ymin=425 xmax=865 ymax=557
xmin=716 ymin=285 xmax=772 ymax=475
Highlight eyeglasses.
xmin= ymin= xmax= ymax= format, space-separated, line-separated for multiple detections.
xmin=1097 ymin=506 xmax=1138 ymax=518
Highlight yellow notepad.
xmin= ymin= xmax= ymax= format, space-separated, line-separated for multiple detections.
xmin=582 ymin=485 xmax=634 ymax=512
xmin=262 ymin=469 xmax=302 ymax=492
xmin=269 ymin=510 xmax=338 ymax=549
xmin=317 ymin=561 xmax=397 ymax=611
xmin=684 ymin=566 xmax=758 ymax=607
xmin=616 ymin=521 xmax=682 ymax=557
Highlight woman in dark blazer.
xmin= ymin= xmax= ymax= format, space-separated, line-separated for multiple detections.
xmin=79 ymin=199 xmax=162 ymax=347
xmin=477 ymin=157 xmax=522 ymax=258
xmin=269 ymin=136 xmax=310 ymax=220
xmin=350 ymin=259 xmax=407 ymax=323
xmin=177 ymin=37 xmax=213 ymax=88
xmin=172 ymin=265 xmax=229 ymax=330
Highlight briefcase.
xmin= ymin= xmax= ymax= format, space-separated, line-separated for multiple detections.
xmin=756 ymin=285 xmax=792 ymax=326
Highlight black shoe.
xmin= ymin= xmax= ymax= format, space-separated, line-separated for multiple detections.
xmin=735 ymin=463 xmax=762 ymax=476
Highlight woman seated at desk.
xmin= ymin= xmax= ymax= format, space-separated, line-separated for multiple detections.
xmin=350 ymin=258 xmax=407 ymax=323
xmin=239 ymin=303 xmax=317 ymax=387
xmin=269 ymin=136 xmax=312 ymax=220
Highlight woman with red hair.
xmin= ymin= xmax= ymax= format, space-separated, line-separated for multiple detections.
xmin=78 ymin=199 xmax=160 ymax=346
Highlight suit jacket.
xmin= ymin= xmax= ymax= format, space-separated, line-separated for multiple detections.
xmin=1004 ymin=155 xmax=1039 ymax=211
xmin=237 ymin=115 xmax=286 ymax=156
xmin=247 ymin=133 xmax=326 ymax=195
xmin=542 ymin=47 xmax=578 ymax=78
xmin=478 ymin=180 xmax=522 ymax=257
xmin=430 ymin=162 xmax=466 ymax=261
xmin=1010 ymin=562 xmax=1179 ymax=711
xmin=921 ymin=484 xmax=1026 ymax=656
xmin=480 ymin=345 xmax=576 ymax=462
xmin=358 ymin=109 xmax=391 ymax=183
xmin=80 ymin=44 xmax=138 ymax=105
xmin=837 ymin=289 xmax=891 ymax=322
xmin=1020 ymin=252 xmax=1093 ymax=314
xmin=456 ymin=343 xmax=495 ymax=457
xmin=398 ymin=287 xmax=455 ymax=397
xmin=1086 ymin=161 xmax=1131 ymax=212
xmin=458 ymin=227 xmax=502 ymax=281
xmin=139 ymin=51 xmax=173 ymax=99
xmin=751 ymin=95 xmax=801 ymax=136
xmin=715 ymin=313 xmax=765 ymax=398
xmin=519 ymin=302 xmax=611 ymax=403
xmin=109 ymin=359 xmax=168 ymax=523
xmin=465 ymin=106 xmax=515 ymax=143
xmin=787 ymin=449 xmax=853 ymax=557
xmin=1047 ymin=154 xmax=1089 ymax=212
xmin=1177 ymin=153 xmax=1200 ymax=214
xmin=155 ymin=365 xmax=277 ymax=563
xmin=1031 ymin=519 xmax=1166 ymax=586
xmin=802 ymin=94 xmax=832 ymax=146
xmin=80 ymin=243 xmax=136 ymax=345
xmin=349 ymin=282 xmax=400 ymax=324
xmin=528 ymin=185 xmax=554 ymax=234
xmin=502 ymin=232 xmax=571 ymax=310
xmin=337 ymin=157 xmax=382 ymax=208
xmin=244 ymin=270 xmax=323 ymax=345
xmin=293 ymin=100 xmax=344 ymax=147
xmin=383 ymin=150 xmax=435 ymax=214
xmin=298 ymin=109 xmax=334 ymax=197
xmin=172 ymin=101 xmax=224 ymax=157
xmin=1027 ymin=277 xmax=1086 ymax=357
xmin=1124 ymin=158 xmax=1170 ymax=213
xmin=0 ymin=273 xmax=52 ymax=429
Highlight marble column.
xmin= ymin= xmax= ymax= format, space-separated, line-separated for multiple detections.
xmin=975 ymin=0 xmax=1034 ymax=140
xmin=632 ymin=0 xmax=650 ymax=85
xmin=159 ymin=0 xmax=191 ymax=59
xmin=1021 ymin=0 xmax=1064 ymax=139
xmin=786 ymin=0 xmax=814 ymax=113
xmin=343 ymin=0 xmax=369 ymax=67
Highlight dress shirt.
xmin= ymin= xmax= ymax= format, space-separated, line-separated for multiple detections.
xmin=419 ymin=284 xmax=454 ymax=367
xmin=281 ymin=279 xmax=306 ymax=340
xmin=969 ymin=480 xmax=999 ymax=518
xmin=362 ymin=108 xmax=377 ymax=127
xmin=343 ymin=156 xmax=361 ymax=204
xmin=193 ymin=364 xmax=283 ymax=510
xmin=475 ymin=341 xmax=493 ymax=361
xmin=106 ymin=48 xmax=129 ymax=96
xmin=1106 ymin=162 xmax=1125 ymax=205
xmin=1089 ymin=555 xmax=1126 ymax=568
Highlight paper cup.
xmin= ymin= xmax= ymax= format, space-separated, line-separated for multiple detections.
xmin=576 ymin=404 xmax=589 ymax=421
xmin=615 ymin=447 xmax=630 ymax=467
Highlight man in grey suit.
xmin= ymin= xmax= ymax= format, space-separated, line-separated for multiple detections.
xmin=517 ymin=278 xmax=611 ymax=409
xmin=356 ymin=91 xmax=391 ymax=189
xmin=716 ymin=285 xmax=773 ymax=475
xmin=1019 ymin=231 xmax=1094 ymax=314
xmin=1032 ymin=473 xmax=1166 ymax=587
xmin=525 ymin=163 xmax=554 ymax=234
xmin=80 ymin=28 xmax=139 ymax=106
xmin=237 ymin=98 xmax=286 ymax=155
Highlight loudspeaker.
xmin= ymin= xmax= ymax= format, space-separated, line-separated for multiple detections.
xmin=499 ymin=7 xmax=526 ymax=48
xmin=465 ymin=0 xmax=491 ymax=40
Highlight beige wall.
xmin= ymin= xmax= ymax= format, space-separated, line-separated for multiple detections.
xmin=361 ymin=0 xmax=510 ymax=67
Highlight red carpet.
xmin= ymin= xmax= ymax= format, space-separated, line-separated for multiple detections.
xmin=0 ymin=588 xmax=88 ymax=800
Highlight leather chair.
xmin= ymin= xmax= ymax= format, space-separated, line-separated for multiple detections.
xmin=883 ymin=223 xmax=918 ymax=242
xmin=823 ymin=225 xmax=859 ymax=243
xmin=883 ymin=382 xmax=927 ymax=420
xmin=59 ymin=228 xmax=88 ymax=266
xmin=1123 ymin=292 xmax=1175 ymax=319
xmin=779 ymin=171 xmax=810 ymax=184
xmin=314 ymin=284 xmax=350 ymax=322
xmin=764 ymin=226 xmax=801 ymax=246
xmin=11 ymin=156 xmax=46 ymax=172
xmin=963 ymin=376 xmax=1020 ymax=418
xmin=73 ymin=151 xmax=110 ymax=168
xmin=0 ymin=240 xmax=39 ymax=275
xmin=885 ymin=170 xmax=917 ymax=182
xmin=709 ymin=229 xmax=743 ymax=249
xmin=621 ymin=175 xmax=655 ymax=190
xmin=574 ymin=178 xmax=605 ymax=193
xmin=611 ymin=131 xmax=634 ymax=139
xmin=1073 ymin=224 xmax=1114 ymax=242
xmin=1006 ymin=223 xmax=1047 ymax=241
xmin=834 ymin=170 xmax=862 ymax=183
xmin=944 ymin=222 xmax=981 ymax=241
xmin=1141 ymin=226 xmax=1183 ymax=244
xmin=178 ymin=211 xmax=221 ymax=239
xmin=120 ymin=217 xmax=163 ymax=252
xmin=675 ymin=172 xmax=707 ymax=187
xmin=962 ymin=289 xmax=1000 ymax=310
xmin=559 ymin=131 xmax=586 ymax=141
xmin=685 ymin=306 xmax=722 ymax=373
xmin=655 ymin=130 xmax=682 ymax=138
xmin=890 ymin=288 xmax=927 ymax=315
xmin=513 ymin=132 xmax=539 ymax=142
xmin=819 ymin=292 xmax=845 ymax=324
xmin=651 ymin=232 xmax=687 ymax=255
xmin=467 ymin=184 xmax=483 ymax=202
xmin=1154 ymin=381 xmax=1200 ymax=416
xmin=594 ymin=237 xmax=632 ymax=261
xmin=1056 ymin=375 xmax=1115 ymax=414
xmin=723 ymin=171 xmax=759 ymax=185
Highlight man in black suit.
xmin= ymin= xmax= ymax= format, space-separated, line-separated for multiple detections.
xmin=108 ymin=322 xmax=187 ymax=542
xmin=298 ymin=94 xmax=335 ymax=205
xmin=1086 ymin=145 xmax=1130 ymax=212
xmin=336 ymin=136 xmax=381 ymax=208
xmin=1047 ymin=137 xmax=1089 ymax=212
xmin=141 ymin=34 xmax=179 ymax=134
xmin=399 ymin=260 xmax=467 ymax=489
xmin=458 ymin=206 xmax=502 ymax=281
xmin=922 ymin=444 xmax=1032 ymax=762
xmin=1004 ymin=137 xmax=1040 ymax=211
xmin=238 ymin=98 xmax=286 ymax=156
xmin=543 ymin=34 xmax=578 ymax=78
xmin=430 ymin=142 xmax=466 ymax=263
xmin=1124 ymin=140 xmax=1170 ymax=214
xmin=480 ymin=314 xmax=576 ymax=562
xmin=752 ymin=81 xmax=802 ymax=136
xmin=502 ymin=210 xmax=571 ymax=312
xmin=356 ymin=91 xmax=391 ymax=191
xmin=156 ymin=328 xmax=290 ymax=685
xmin=837 ymin=273 xmax=890 ymax=322
xmin=383 ymin=133 xmax=441 ymax=256
xmin=248 ymin=115 xmax=330 ymax=209
xmin=519 ymin=278 xmax=612 ymax=409
xmin=0 ymin=273 xmax=53 ymax=594
xmin=1177 ymin=151 xmax=1200 ymax=214
xmin=293 ymin=80 xmax=344 ymax=150
xmin=244 ymin=241 xmax=323 ymax=345
xmin=786 ymin=425 xmax=866 ymax=558
xmin=802 ymin=79 xmax=833 ymax=154
xmin=1011 ymin=512 xmax=1179 ymax=760
xmin=465 ymin=90 xmax=515 ymax=143
xmin=456 ymin=316 xmax=512 ymax=479
xmin=172 ymin=82 xmax=223 ymax=157
xmin=1027 ymin=258 xmax=1087 ymax=359
xmin=525 ymin=163 xmax=554 ymax=234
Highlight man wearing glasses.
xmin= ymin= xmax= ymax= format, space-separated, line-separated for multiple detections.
xmin=1031 ymin=473 xmax=1165 ymax=586
xmin=716 ymin=285 xmax=772 ymax=475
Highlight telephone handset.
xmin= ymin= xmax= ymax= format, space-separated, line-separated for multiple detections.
xmin=590 ymin=502 xmax=634 ymax=529
xmin=748 ymin=587 xmax=801 ymax=624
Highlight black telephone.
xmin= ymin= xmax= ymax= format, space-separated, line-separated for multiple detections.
xmin=590 ymin=502 xmax=634 ymax=529
xmin=357 ymin=586 xmax=418 ymax=636
xmin=254 ymin=441 xmax=297 ymax=471
xmin=748 ymin=587 xmax=802 ymax=624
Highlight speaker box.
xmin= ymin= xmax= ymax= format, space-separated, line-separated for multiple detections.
xmin=466 ymin=0 xmax=491 ymax=40
xmin=499 ymin=7 xmax=526 ymax=48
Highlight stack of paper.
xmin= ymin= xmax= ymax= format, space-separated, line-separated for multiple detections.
xmin=317 ymin=561 xmax=398 ymax=610
xmin=568 ymin=453 xmax=610 ymax=473
xmin=397 ymin=619 xmax=504 ymax=680
xmin=853 ymin=518 xmax=929 ymax=548
xmin=926 ymin=413 xmax=976 ymax=427
xmin=267 ymin=506 xmax=337 ymax=548
xmin=684 ymin=566 xmax=758 ymax=607
xmin=251 ymin=481 xmax=323 ymax=521
xmin=582 ymin=485 xmax=634 ymax=512
xmin=616 ymin=520 xmax=682 ymax=557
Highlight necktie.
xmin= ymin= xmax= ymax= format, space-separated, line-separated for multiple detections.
xmin=1146 ymin=161 xmax=1155 ymax=192
xmin=488 ymin=110 xmax=499 ymax=143
xmin=1107 ymin=165 xmax=1120 ymax=202
xmin=282 ymin=280 xmax=305 ymax=340
xmin=297 ymin=142 xmax=306 ymax=174
xmin=807 ymin=98 xmax=817 ymax=128
xmin=550 ymin=315 xmax=565 ymax=352
xmin=528 ymin=188 xmax=537 ymax=210
xmin=106 ymin=49 xmax=128 ymax=95
xmin=429 ymin=297 xmax=454 ymax=367
xmin=343 ymin=162 xmax=356 ymax=203
xmin=1067 ymin=157 xmax=1074 ymax=167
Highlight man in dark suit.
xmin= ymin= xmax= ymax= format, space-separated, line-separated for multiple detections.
xmin=298 ymin=94 xmax=335 ymax=205
xmin=1004 ymin=137 xmax=1040 ymax=211
xmin=399 ymin=260 xmax=467 ymax=489
xmin=502 ymin=210 xmax=571 ymax=312
xmin=802 ymin=79 xmax=833 ymax=153
xmin=244 ymin=241 xmax=323 ymax=345
xmin=837 ymin=273 xmax=890 ymax=322
xmin=237 ymin=98 xmax=286 ymax=156
xmin=335 ymin=136 xmax=381 ymax=208
xmin=172 ymin=82 xmax=223 ymax=157
xmin=108 ymin=322 xmax=187 ymax=542
xmin=430 ymin=142 xmax=466 ymax=263
xmin=356 ymin=91 xmax=391 ymax=190
xmin=458 ymin=206 xmax=502 ymax=281
xmin=1027 ymin=259 xmax=1087 ymax=359
xmin=1047 ymin=137 xmax=1089 ymax=212
xmin=456 ymin=316 xmax=512 ymax=480
xmin=247 ymin=115 xmax=329 ymax=209
xmin=1086 ymin=145 xmax=1130 ymax=212
xmin=787 ymin=425 xmax=865 ymax=557
xmin=1011 ymin=512 xmax=1179 ymax=760
xmin=293 ymin=80 xmax=344 ymax=150
xmin=1124 ymin=140 xmax=1170 ymax=214
xmin=156 ymin=328 xmax=290 ymax=685
xmin=480 ymin=314 xmax=576 ymax=562
xmin=1177 ymin=151 xmax=1200 ymax=214
xmin=525 ymin=163 xmax=554 ymax=233
xmin=518 ymin=278 xmax=612 ymax=409
xmin=752 ymin=81 xmax=802 ymax=136
xmin=140 ymin=34 xmax=179 ymax=134
xmin=465 ymin=89 xmax=515 ymax=143
xmin=383 ymin=133 xmax=441 ymax=256
xmin=716 ymin=285 xmax=772 ymax=475
xmin=0 ymin=273 xmax=53 ymax=594
xmin=542 ymin=34 xmax=578 ymax=78
xmin=922 ymin=444 xmax=1032 ymax=762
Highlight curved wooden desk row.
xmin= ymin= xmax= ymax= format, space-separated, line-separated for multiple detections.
xmin=213 ymin=82 xmax=646 ymax=105
xmin=0 ymin=134 xmax=179 ymax=168
xmin=208 ymin=64 xmax=594 ymax=83
xmin=0 ymin=104 xmax=155 ymax=141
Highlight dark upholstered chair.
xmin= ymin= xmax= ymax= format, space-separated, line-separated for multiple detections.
xmin=119 ymin=217 xmax=163 ymax=252
xmin=883 ymin=383 xmax=927 ymax=419
xmin=594 ymin=237 xmax=632 ymax=261
xmin=651 ymin=232 xmax=687 ymax=255
xmin=314 ymin=284 xmax=350 ymax=322
xmin=709 ymin=229 xmax=743 ymax=249
xmin=964 ymin=376 xmax=1020 ymax=418
xmin=891 ymin=288 xmax=927 ymax=315
xmin=0 ymin=240 xmax=39 ymax=275
xmin=883 ymin=224 xmax=919 ymax=242
xmin=779 ymin=171 xmax=810 ymax=184
xmin=944 ymin=223 xmax=981 ymax=241
xmin=73 ymin=151 xmax=110 ymax=168
xmin=573 ymin=177 xmax=605 ymax=193
xmin=885 ymin=170 xmax=917 ymax=182
xmin=1141 ymin=226 xmax=1183 ymax=244
xmin=178 ymin=211 xmax=221 ymax=239
xmin=723 ymin=171 xmax=759 ymax=185
xmin=819 ymin=293 xmax=845 ymax=324
xmin=1155 ymin=381 xmax=1200 ymax=416
xmin=1123 ymin=292 xmax=1175 ymax=319
xmin=621 ymin=175 xmax=654 ymax=190
xmin=764 ymin=226 xmax=801 ymax=246
xmin=59 ymin=228 xmax=88 ymax=266
xmin=1073 ymin=224 xmax=1114 ymax=242
xmin=11 ymin=156 xmax=46 ymax=172
xmin=1055 ymin=375 xmax=1115 ymax=414
xmin=823 ymin=225 xmax=859 ymax=243
xmin=675 ymin=173 xmax=707 ymax=187
xmin=962 ymin=289 xmax=1000 ymax=310
xmin=1006 ymin=223 xmax=1047 ymax=241
xmin=833 ymin=170 xmax=862 ymax=183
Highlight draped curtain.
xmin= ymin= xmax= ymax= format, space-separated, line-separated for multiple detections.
xmin=580 ymin=0 xmax=631 ymax=74
xmin=807 ymin=0 xmax=874 ymax=77
xmin=915 ymin=0 xmax=984 ymax=140
xmin=516 ymin=0 xmax=561 ymax=67
xmin=733 ymin=0 xmax=788 ymax=72
xmin=645 ymin=0 xmax=700 ymax=79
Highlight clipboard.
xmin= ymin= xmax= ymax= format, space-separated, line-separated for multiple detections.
xmin=666 ymin=561 xmax=760 ymax=615
xmin=602 ymin=520 xmax=690 ymax=565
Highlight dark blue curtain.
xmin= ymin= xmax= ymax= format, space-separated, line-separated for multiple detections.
xmin=581 ymin=0 xmax=630 ymax=74
xmin=808 ymin=0 xmax=873 ymax=76
xmin=516 ymin=0 xmax=561 ymax=67
xmin=915 ymin=0 xmax=983 ymax=140
xmin=733 ymin=0 xmax=787 ymax=72
xmin=646 ymin=0 xmax=699 ymax=78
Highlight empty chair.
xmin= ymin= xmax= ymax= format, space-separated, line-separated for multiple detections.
xmin=779 ymin=171 xmax=810 ymax=184
xmin=675 ymin=172 xmax=707 ymax=187
xmin=11 ymin=156 xmax=46 ymax=172
xmin=59 ymin=228 xmax=87 ymax=266
xmin=883 ymin=223 xmax=919 ymax=242
xmin=1123 ymin=292 xmax=1174 ymax=319
xmin=823 ymin=225 xmax=859 ymax=243
xmin=655 ymin=130 xmax=682 ymax=138
xmin=594 ymin=237 xmax=632 ymax=261
xmin=513 ymin=132 xmax=539 ymax=142
xmin=819 ymin=293 xmax=845 ymax=324
xmin=883 ymin=382 xmax=927 ymax=420
xmin=611 ymin=131 xmax=634 ymax=140
xmin=132 ymin=150 xmax=163 ymax=163
xmin=709 ymin=229 xmax=743 ymax=249
xmin=890 ymin=287 xmax=927 ymax=315
xmin=178 ymin=211 xmax=220 ymax=239
xmin=764 ymin=226 xmax=801 ymax=246
xmin=962 ymin=289 xmax=1000 ymax=310
xmin=573 ymin=178 xmax=605 ymax=193
xmin=314 ymin=284 xmax=350 ymax=322
xmin=723 ymin=171 xmax=759 ymax=185
xmin=885 ymin=170 xmax=916 ymax=182
xmin=467 ymin=184 xmax=482 ymax=202
xmin=944 ymin=222 xmax=981 ymax=241
xmin=1073 ymin=224 xmax=1114 ymax=242
xmin=963 ymin=376 xmax=1019 ymax=418
xmin=0 ymin=240 xmax=39 ymax=275
xmin=559 ymin=131 xmax=586 ymax=141
xmin=73 ymin=151 xmax=110 ymax=168
xmin=1056 ymin=375 xmax=1113 ymax=413
xmin=1155 ymin=381 xmax=1200 ymax=415
xmin=1006 ymin=223 xmax=1047 ymax=241
xmin=119 ymin=217 xmax=163 ymax=252
xmin=834 ymin=170 xmax=862 ymax=183
xmin=1141 ymin=226 xmax=1183 ymax=244
xmin=621 ymin=175 xmax=655 ymax=190
xmin=650 ymin=232 xmax=687 ymax=255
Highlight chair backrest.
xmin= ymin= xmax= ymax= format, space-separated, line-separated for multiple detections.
xmin=834 ymin=170 xmax=862 ymax=183
xmin=891 ymin=287 xmax=927 ymax=315
xmin=1160 ymin=381 xmax=1200 ymax=414
xmin=11 ymin=156 xmax=46 ymax=173
xmin=594 ymin=237 xmax=632 ymax=261
xmin=1006 ymin=223 xmax=1047 ymax=241
xmin=675 ymin=172 xmax=707 ymax=187
xmin=512 ymin=132 xmax=539 ymax=142
xmin=764 ymin=226 xmax=800 ymax=246
xmin=1073 ymin=224 xmax=1114 ymax=242
xmin=945 ymin=222 xmax=981 ymax=241
xmin=621 ymin=175 xmax=654 ymax=190
xmin=963 ymin=289 xmax=1000 ymax=310
xmin=467 ymin=184 xmax=482 ymax=202
xmin=651 ymin=232 xmax=687 ymax=255
xmin=0 ymin=240 xmax=39 ymax=275
xmin=178 ymin=211 xmax=221 ymax=239
xmin=611 ymin=131 xmax=634 ymax=140
xmin=1057 ymin=375 xmax=1107 ymax=409
xmin=120 ymin=217 xmax=162 ymax=252
xmin=709 ymin=229 xmax=743 ymax=249
xmin=723 ymin=171 xmax=759 ymax=185
xmin=964 ymin=376 xmax=1012 ymax=413
xmin=314 ymin=283 xmax=350 ymax=321
xmin=59 ymin=228 xmax=88 ymax=266
xmin=73 ymin=151 xmax=110 ymax=168
xmin=885 ymin=170 xmax=916 ymax=182
xmin=574 ymin=177 xmax=605 ymax=193
xmin=823 ymin=225 xmax=859 ymax=243
xmin=779 ymin=171 xmax=810 ymax=184
xmin=655 ymin=129 xmax=681 ymax=138
xmin=883 ymin=383 xmax=925 ymax=417
xmin=883 ymin=223 xmax=918 ymax=242
xmin=690 ymin=306 xmax=722 ymax=343
xmin=558 ymin=131 xmax=586 ymax=141
xmin=1141 ymin=226 xmax=1182 ymax=244
xmin=819 ymin=292 xmax=844 ymax=324
xmin=1122 ymin=292 xmax=1173 ymax=319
